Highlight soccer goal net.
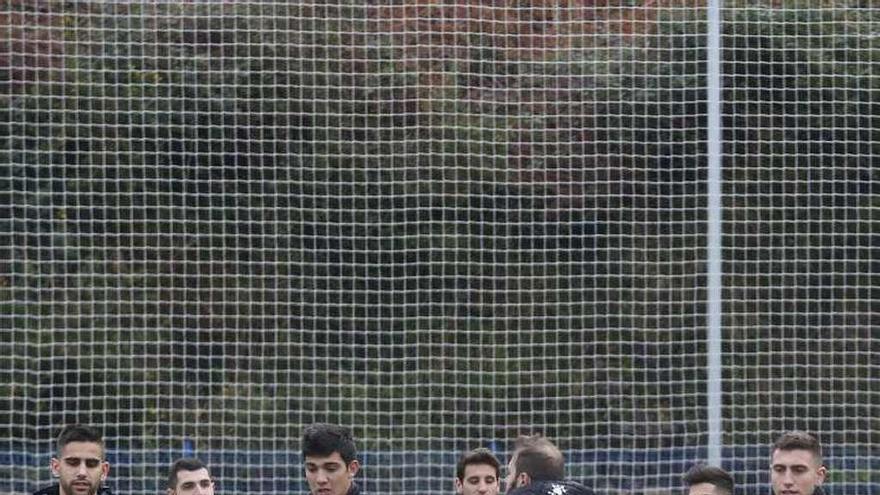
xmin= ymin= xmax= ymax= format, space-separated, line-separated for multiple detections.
xmin=2 ymin=1 xmax=876 ymax=494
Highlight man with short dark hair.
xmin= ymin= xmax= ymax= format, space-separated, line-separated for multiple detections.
xmin=34 ymin=424 xmax=112 ymax=495
xmin=302 ymin=423 xmax=362 ymax=495
xmin=455 ymin=448 xmax=500 ymax=495
xmin=167 ymin=458 xmax=215 ymax=495
xmin=770 ymin=431 xmax=827 ymax=495
xmin=683 ymin=463 xmax=734 ymax=495
xmin=504 ymin=434 xmax=592 ymax=495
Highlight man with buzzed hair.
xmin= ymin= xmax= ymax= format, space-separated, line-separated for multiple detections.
xmin=504 ymin=434 xmax=593 ymax=495
xmin=167 ymin=458 xmax=215 ymax=495
xmin=683 ymin=463 xmax=735 ymax=495
xmin=34 ymin=424 xmax=112 ymax=495
xmin=770 ymin=431 xmax=828 ymax=495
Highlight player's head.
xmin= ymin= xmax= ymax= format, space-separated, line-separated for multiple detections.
xmin=505 ymin=434 xmax=564 ymax=493
xmin=167 ymin=458 xmax=214 ymax=495
xmin=683 ymin=464 xmax=734 ymax=495
xmin=50 ymin=424 xmax=109 ymax=495
xmin=302 ymin=423 xmax=360 ymax=495
xmin=770 ymin=431 xmax=826 ymax=495
xmin=455 ymin=448 xmax=501 ymax=495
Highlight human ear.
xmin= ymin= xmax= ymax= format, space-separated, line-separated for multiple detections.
xmin=816 ymin=465 xmax=828 ymax=484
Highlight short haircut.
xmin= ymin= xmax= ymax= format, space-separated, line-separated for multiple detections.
xmin=772 ymin=431 xmax=823 ymax=465
xmin=683 ymin=464 xmax=735 ymax=495
xmin=456 ymin=448 xmax=501 ymax=481
xmin=56 ymin=424 xmax=104 ymax=457
xmin=301 ymin=423 xmax=358 ymax=464
xmin=511 ymin=434 xmax=564 ymax=482
xmin=168 ymin=458 xmax=210 ymax=489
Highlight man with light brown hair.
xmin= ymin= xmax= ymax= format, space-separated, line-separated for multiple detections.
xmin=504 ymin=434 xmax=593 ymax=495
xmin=770 ymin=431 xmax=827 ymax=495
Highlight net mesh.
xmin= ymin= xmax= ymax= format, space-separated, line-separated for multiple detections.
xmin=1 ymin=1 xmax=876 ymax=494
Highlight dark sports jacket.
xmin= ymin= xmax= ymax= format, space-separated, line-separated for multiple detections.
xmin=507 ymin=480 xmax=594 ymax=495
xmin=770 ymin=487 xmax=827 ymax=495
xmin=33 ymin=484 xmax=113 ymax=495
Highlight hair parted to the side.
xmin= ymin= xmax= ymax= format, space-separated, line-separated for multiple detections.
xmin=456 ymin=448 xmax=501 ymax=481
xmin=683 ymin=464 xmax=735 ymax=495
xmin=772 ymin=431 xmax=823 ymax=465
xmin=167 ymin=458 xmax=210 ymax=489
xmin=56 ymin=424 xmax=104 ymax=457
xmin=511 ymin=434 xmax=564 ymax=482
xmin=301 ymin=423 xmax=358 ymax=464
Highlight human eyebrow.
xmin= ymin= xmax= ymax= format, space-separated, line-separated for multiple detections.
xmin=63 ymin=457 xmax=102 ymax=468
xmin=180 ymin=479 xmax=212 ymax=490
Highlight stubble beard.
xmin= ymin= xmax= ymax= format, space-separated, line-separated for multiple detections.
xmin=60 ymin=479 xmax=99 ymax=495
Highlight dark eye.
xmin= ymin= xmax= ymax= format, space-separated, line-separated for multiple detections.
xmin=66 ymin=459 xmax=81 ymax=467
xmin=198 ymin=480 xmax=213 ymax=488
xmin=181 ymin=482 xmax=196 ymax=490
xmin=85 ymin=459 xmax=101 ymax=469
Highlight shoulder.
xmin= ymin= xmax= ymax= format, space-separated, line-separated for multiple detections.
xmin=509 ymin=481 xmax=594 ymax=495
xmin=556 ymin=480 xmax=594 ymax=495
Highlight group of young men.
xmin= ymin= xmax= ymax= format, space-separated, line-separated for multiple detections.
xmin=41 ymin=424 xmax=828 ymax=495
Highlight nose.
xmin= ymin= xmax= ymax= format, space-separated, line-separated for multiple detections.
xmin=76 ymin=463 xmax=89 ymax=477
xmin=315 ymin=470 xmax=329 ymax=485
xmin=782 ymin=469 xmax=795 ymax=485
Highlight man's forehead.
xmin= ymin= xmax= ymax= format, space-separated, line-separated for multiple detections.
xmin=177 ymin=468 xmax=212 ymax=481
xmin=463 ymin=463 xmax=497 ymax=477
xmin=59 ymin=441 xmax=104 ymax=459
xmin=772 ymin=448 xmax=819 ymax=466
xmin=305 ymin=452 xmax=346 ymax=465
xmin=688 ymin=482 xmax=721 ymax=495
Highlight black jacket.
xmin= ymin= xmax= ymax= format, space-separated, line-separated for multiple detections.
xmin=346 ymin=482 xmax=361 ymax=495
xmin=770 ymin=487 xmax=827 ymax=495
xmin=507 ymin=480 xmax=594 ymax=495
xmin=33 ymin=485 xmax=113 ymax=495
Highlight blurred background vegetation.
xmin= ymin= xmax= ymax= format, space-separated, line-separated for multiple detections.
xmin=1 ymin=0 xmax=876 ymax=494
